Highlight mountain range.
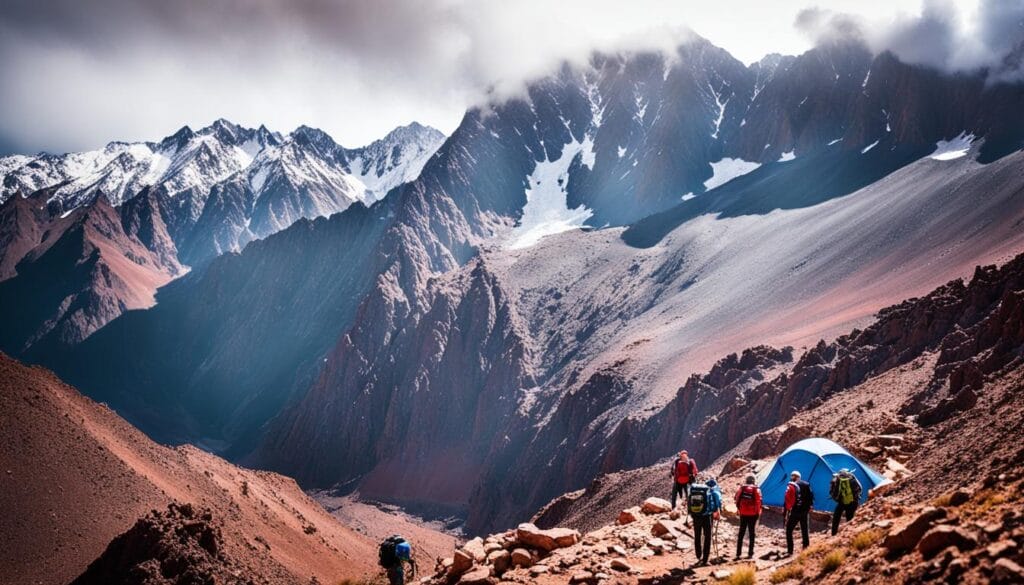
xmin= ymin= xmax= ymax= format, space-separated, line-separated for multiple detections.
xmin=5 ymin=31 xmax=1024 ymax=542
xmin=0 ymin=120 xmax=444 ymax=352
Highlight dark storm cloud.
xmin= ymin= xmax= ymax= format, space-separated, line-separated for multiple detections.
xmin=0 ymin=0 xmax=694 ymax=153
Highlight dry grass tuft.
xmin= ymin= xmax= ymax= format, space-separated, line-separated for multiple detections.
xmin=769 ymin=563 xmax=804 ymax=583
xmin=820 ymin=550 xmax=846 ymax=573
xmin=851 ymin=528 xmax=883 ymax=551
xmin=724 ymin=565 xmax=756 ymax=585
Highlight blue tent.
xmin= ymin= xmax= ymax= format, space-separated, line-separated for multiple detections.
xmin=757 ymin=437 xmax=891 ymax=512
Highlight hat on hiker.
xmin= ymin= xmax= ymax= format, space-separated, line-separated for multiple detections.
xmin=679 ymin=450 xmax=688 ymax=457
xmin=790 ymin=470 xmax=801 ymax=480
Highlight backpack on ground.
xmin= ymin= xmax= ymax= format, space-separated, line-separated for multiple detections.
xmin=837 ymin=474 xmax=855 ymax=505
xmin=688 ymin=483 xmax=710 ymax=515
xmin=379 ymin=535 xmax=406 ymax=568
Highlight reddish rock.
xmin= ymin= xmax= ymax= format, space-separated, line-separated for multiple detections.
xmin=450 ymin=549 xmax=474 ymax=575
xmin=641 ymin=497 xmax=672 ymax=514
xmin=617 ymin=508 xmax=639 ymax=525
xmin=509 ymin=548 xmax=532 ymax=568
xmin=882 ymin=507 xmax=948 ymax=553
xmin=457 ymin=566 xmax=493 ymax=584
xmin=917 ymin=526 xmax=978 ymax=559
xmin=515 ymin=523 xmax=580 ymax=551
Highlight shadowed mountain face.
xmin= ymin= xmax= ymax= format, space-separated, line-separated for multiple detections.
xmin=25 ymin=35 xmax=1024 ymax=534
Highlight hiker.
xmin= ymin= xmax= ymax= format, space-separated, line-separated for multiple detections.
xmin=829 ymin=468 xmax=863 ymax=535
xmin=379 ymin=535 xmax=416 ymax=585
xmin=670 ymin=449 xmax=699 ymax=522
xmin=688 ymin=476 xmax=722 ymax=566
xmin=734 ymin=474 xmax=763 ymax=559
xmin=784 ymin=470 xmax=813 ymax=556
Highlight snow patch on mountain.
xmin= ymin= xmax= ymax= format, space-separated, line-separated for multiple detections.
xmin=778 ymin=150 xmax=796 ymax=162
xmin=861 ymin=141 xmax=880 ymax=154
xmin=929 ymin=132 xmax=975 ymax=161
xmin=704 ymin=158 xmax=761 ymax=191
xmin=507 ymin=140 xmax=594 ymax=250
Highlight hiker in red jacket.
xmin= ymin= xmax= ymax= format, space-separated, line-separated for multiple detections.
xmin=669 ymin=450 xmax=698 ymax=523
xmin=734 ymin=474 xmax=762 ymax=559
xmin=784 ymin=470 xmax=813 ymax=556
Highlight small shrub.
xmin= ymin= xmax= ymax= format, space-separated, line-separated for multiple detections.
xmin=851 ymin=528 xmax=882 ymax=551
xmin=769 ymin=563 xmax=804 ymax=583
xmin=931 ymin=492 xmax=952 ymax=507
xmin=725 ymin=565 xmax=756 ymax=585
xmin=304 ymin=524 xmax=317 ymax=535
xmin=820 ymin=550 xmax=846 ymax=573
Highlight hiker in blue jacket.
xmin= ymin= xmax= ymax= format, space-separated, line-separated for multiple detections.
xmin=688 ymin=477 xmax=723 ymax=566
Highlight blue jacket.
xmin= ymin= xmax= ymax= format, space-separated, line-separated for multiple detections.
xmin=707 ymin=481 xmax=723 ymax=514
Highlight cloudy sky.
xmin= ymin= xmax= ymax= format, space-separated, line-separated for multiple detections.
xmin=0 ymin=0 xmax=1019 ymax=154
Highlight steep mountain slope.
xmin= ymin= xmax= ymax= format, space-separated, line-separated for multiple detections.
xmin=0 ymin=121 xmax=445 ymax=353
xmin=37 ymin=36 xmax=1024 ymax=536
xmin=0 ymin=353 xmax=384 ymax=585
xmin=0 ymin=196 xmax=184 ymax=352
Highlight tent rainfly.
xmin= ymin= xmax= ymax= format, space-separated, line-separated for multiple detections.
xmin=757 ymin=437 xmax=891 ymax=512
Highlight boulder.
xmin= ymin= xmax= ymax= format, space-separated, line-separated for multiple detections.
xmin=986 ymin=539 xmax=1016 ymax=558
xmin=641 ymin=497 xmax=672 ymax=514
xmin=569 ymin=570 xmax=594 ymax=583
xmin=515 ymin=523 xmax=580 ymax=551
xmin=529 ymin=565 xmax=550 ymax=576
xmin=652 ymin=519 xmax=681 ymax=538
xmin=994 ymin=558 xmax=1024 ymax=583
xmin=450 ymin=549 xmax=474 ymax=576
xmin=484 ymin=541 xmax=503 ymax=554
xmin=510 ymin=548 xmax=533 ymax=568
xmin=723 ymin=457 xmax=750 ymax=474
xmin=647 ymin=538 xmax=667 ymax=553
xmin=464 ymin=537 xmax=487 ymax=562
xmin=917 ymin=526 xmax=977 ymax=559
xmin=488 ymin=549 xmax=511 ymax=575
xmin=610 ymin=559 xmax=632 ymax=572
xmin=882 ymin=507 xmax=948 ymax=553
xmin=948 ymin=489 xmax=971 ymax=506
xmin=457 ymin=566 xmax=492 ymax=585
xmin=618 ymin=507 xmax=640 ymax=525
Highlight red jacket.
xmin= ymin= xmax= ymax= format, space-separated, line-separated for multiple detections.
xmin=672 ymin=457 xmax=698 ymax=484
xmin=785 ymin=482 xmax=798 ymax=511
xmin=735 ymin=484 xmax=763 ymax=517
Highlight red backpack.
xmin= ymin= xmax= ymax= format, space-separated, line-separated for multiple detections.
xmin=736 ymin=485 xmax=762 ymax=516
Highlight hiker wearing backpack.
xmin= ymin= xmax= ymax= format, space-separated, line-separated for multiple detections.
xmin=829 ymin=468 xmax=863 ymax=535
xmin=670 ymin=450 xmax=699 ymax=524
xmin=784 ymin=470 xmax=813 ymax=556
xmin=379 ymin=535 xmax=416 ymax=584
xmin=688 ymin=476 xmax=722 ymax=566
xmin=734 ymin=474 xmax=762 ymax=559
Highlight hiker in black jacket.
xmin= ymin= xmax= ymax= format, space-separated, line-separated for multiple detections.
xmin=829 ymin=469 xmax=863 ymax=535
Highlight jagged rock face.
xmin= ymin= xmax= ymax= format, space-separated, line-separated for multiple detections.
xmin=260 ymin=259 xmax=536 ymax=515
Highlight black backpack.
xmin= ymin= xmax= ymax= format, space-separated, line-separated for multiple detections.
xmin=688 ymin=483 xmax=710 ymax=516
xmin=794 ymin=480 xmax=814 ymax=511
xmin=379 ymin=535 xmax=405 ymax=568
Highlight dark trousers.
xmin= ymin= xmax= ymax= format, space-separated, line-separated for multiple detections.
xmin=670 ymin=481 xmax=690 ymax=509
xmin=785 ymin=509 xmax=810 ymax=554
xmin=386 ymin=565 xmax=405 ymax=585
xmin=693 ymin=514 xmax=713 ymax=562
xmin=737 ymin=515 xmax=757 ymax=557
xmin=831 ymin=502 xmax=857 ymax=535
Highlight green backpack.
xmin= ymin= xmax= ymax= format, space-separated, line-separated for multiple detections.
xmin=837 ymin=475 xmax=855 ymax=505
